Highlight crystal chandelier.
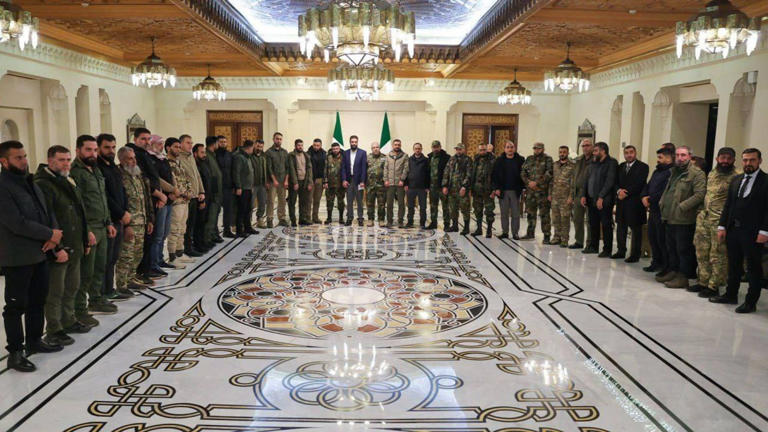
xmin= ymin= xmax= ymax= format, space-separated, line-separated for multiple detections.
xmin=498 ymin=68 xmax=532 ymax=105
xmin=193 ymin=64 xmax=226 ymax=101
xmin=0 ymin=0 xmax=39 ymax=51
xmin=131 ymin=37 xmax=177 ymax=88
xmin=544 ymin=42 xmax=590 ymax=93
xmin=675 ymin=0 xmax=761 ymax=60
xmin=328 ymin=62 xmax=394 ymax=101
xmin=298 ymin=0 xmax=416 ymax=66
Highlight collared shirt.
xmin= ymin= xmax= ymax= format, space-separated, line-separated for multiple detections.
xmin=625 ymin=160 xmax=635 ymax=173
xmin=718 ymin=169 xmax=768 ymax=236
xmin=349 ymin=149 xmax=358 ymax=175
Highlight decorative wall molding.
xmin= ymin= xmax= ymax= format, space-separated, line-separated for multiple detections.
xmin=652 ymin=90 xmax=672 ymax=108
xmin=0 ymin=41 xmax=130 ymax=82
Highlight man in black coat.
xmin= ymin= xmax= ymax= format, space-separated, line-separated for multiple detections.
xmin=405 ymin=143 xmax=430 ymax=229
xmin=308 ymin=138 xmax=326 ymax=224
xmin=642 ymin=147 xmax=674 ymax=274
xmin=614 ymin=145 xmax=649 ymax=262
xmin=427 ymin=140 xmax=450 ymax=230
xmin=0 ymin=140 xmax=66 ymax=372
xmin=215 ymin=135 xmax=235 ymax=237
xmin=581 ymin=142 xmax=618 ymax=257
xmin=710 ymin=148 xmax=768 ymax=313
xmin=491 ymin=140 xmax=525 ymax=239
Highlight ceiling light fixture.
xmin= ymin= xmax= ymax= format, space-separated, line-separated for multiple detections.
xmin=0 ymin=0 xmax=39 ymax=51
xmin=131 ymin=36 xmax=177 ymax=88
xmin=298 ymin=0 xmax=416 ymax=66
xmin=675 ymin=0 xmax=761 ymax=60
xmin=544 ymin=42 xmax=590 ymax=93
xmin=192 ymin=64 xmax=226 ymax=101
xmin=498 ymin=68 xmax=531 ymax=105
xmin=328 ymin=62 xmax=394 ymax=101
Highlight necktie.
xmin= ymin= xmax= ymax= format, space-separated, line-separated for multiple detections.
xmin=626 ymin=164 xmax=630 ymax=174
xmin=739 ymin=175 xmax=751 ymax=198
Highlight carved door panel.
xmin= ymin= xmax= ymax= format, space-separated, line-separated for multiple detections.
xmin=463 ymin=126 xmax=488 ymax=157
xmin=211 ymin=123 xmax=235 ymax=150
xmin=238 ymin=123 xmax=261 ymax=145
xmin=491 ymin=126 xmax=514 ymax=156
xmin=207 ymin=111 xmax=264 ymax=151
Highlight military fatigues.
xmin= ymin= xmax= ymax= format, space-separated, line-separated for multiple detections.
xmin=471 ymin=152 xmax=496 ymax=235
xmin=550 ymin=158 xmax=576 ymax=246
xmin=324 ymin=151 xmax=345 ymax=223
xmin=366 ymin=153 xmax=387 ymax=223
xmin=232 ymin=148 xmax=255 ymax=234
xmin=203 ymin=149 xmax=223 ymax=243
xmin=428 ymin=149 xmax=450 ymax=228
xmin=521 ymin=153 xmax=554 ymax=238
xmin=250 ymin=151 xmax=270 ymax=228
xmin=443 ymin=153 xmax=473 ymax=232
xmin=695 ymin=168 xmax=740 ymax=294
xmin=287 ymin=150 xmax=313 ymax=224
xmin=168 ymin=156 xmax=193 ymax=257
xmin=116 ymin=166 xmax=153 ymax=291
xmin=265 ymin=145 xmax=290 ymax=226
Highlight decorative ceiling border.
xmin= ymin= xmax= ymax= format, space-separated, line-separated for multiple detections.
xmin=0 ymin=41 xmax=130 ymax=82
xmin=459 ymin=0 xmax=541 ymax=59
xmin=263 ymin=44 xmax=461 ymax=65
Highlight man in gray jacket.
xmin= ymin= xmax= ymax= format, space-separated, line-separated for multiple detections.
xmin=384 ymin=139 xmax=409 ymax=228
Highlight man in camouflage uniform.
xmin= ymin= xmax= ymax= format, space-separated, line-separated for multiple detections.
xmin=442 ymin=143 xmax=473 ymax=235
xmin=366 ymin=142 xmax=387 ymax=226
xmin=549 ymin=146 xmax=575 ymax=247
xmin=166 ymin=138 xmax=194 ymax=264
xmin=692 ymin=147 xmax=739 ymax=298
xmin=471 ymin=143 xmax=496 ymax=238
xmin=323 ymin=142 xmax=345 ymax=224
xmin=116 ymin=147 xmax=154 ymax=294
xmin=428 ymin=140 xmax=450 ymax=230
xmin=287 ymin=139 xmax=314 ymax=226
xmin=521 ymin=142 xmax=554 ymax=243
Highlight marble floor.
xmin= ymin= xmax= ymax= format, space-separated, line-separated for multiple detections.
xmin=2 ymin=219 xmax=768 ymax=432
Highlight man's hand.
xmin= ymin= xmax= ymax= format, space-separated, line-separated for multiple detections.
xmin=235 ymin=188 xmax=242 ymax=196
xmin=283 ymin=181 xmax=289 ymax=189
xmin=293 ymin=184 xmax=299 ymax=191
xmin=442 ymin=187 xmax=448 ymax=196
xmin=404 ymin=186 xmax=409 ymax=192
xmin=580 ymin=197 xmax=587 ymax=208
xmin=398 ymin=181 xmax=404 ymax=187
xmin=528 ymin=181 xmax=537 ymax=190
xmin=566 ymin=197 xmax=573 ymax=205
xmin=107 ymin=225 xmax=117 ymax=239
xmin=642 ymin=196 xmax=650 ymax=208
xmin=385 ymin=181 xmax=390 ymax=187
xmin=718 ymin=230 xmax=726 ymax=243
xmin=198 ymin=193 xmax=205 ymax=202
xmin=618 ymin=189 xmax=627 ymax=200
xmin=42 ymin=241 xmax=57 ymax=253
xmin=173 ymin=188 xmax=181 ymax=196
xmin=198 ymin=201 xmax=206 ymax=210
xmin=85 ymin=247 xmax=91 ymax=255
xmin=147 ymin=222 xmax=154 ymax=235
xmin=757 ymin=233 xmax=768 ymax=244
xmin=124 ymin=226 xmax=135 ymax=242
xmin=121 ymin=212 xmax=131 ymax=226
xmin=323 ymin=183 xmax=328 ymax=190
xmin=547 ymin=196 xmax=552 ymax=202
xmin=168 ymin=192 xmax=178 ymax=201
xmin=597 ymin=198 xmax=604 ymax=210
xmin=459 ymin=187 xmax=466 ymax=198
xmin=156 ymin=199 xmax=166 ymax=209
xmin=308 ymin=183 xmax=313 ymax=191
xmin=272 ymin=180 xmax=279 ymax=187
xmin=55 ymin=249 xmax=68 ymax=263
xmin=50 ymin=229 xmax=63 ymax=244
xmin=343 ymin=181 xmax=350 ymax=188
xmin=88 ymin=231 xmax=97 ymax=246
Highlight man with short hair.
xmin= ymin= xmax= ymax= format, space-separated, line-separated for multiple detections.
xmin=427 ymin=140 xmax=450 ymax=230
xmin=405 ymin=143 xmax=429 ymax=229
xmin=0 ymin=140 xmax=65 ymax=372
xmin=265 ymin=132 xmax=289 ymax=227
xmin=70 ymin=135 xmax=118 ymax=316
xmin=215 ymin=135 xmax=235 ymax=237
xmin=471 ymin=143 xmax=496 ymax=238
xmin=308 ymin=138 xmax=326 ymax=224
xmin=366 ymin=142 xmax=386 ymax=227
xmin=569 ymin=139 xmax=594 ymax=249
xmin=193 ymin=144 xmax=212 ymax=252
xmin=178 ymin=134 xmax=205 ymax=258
xmin=250 ymin=140 xmax=270 ymax=229
xmin=324 ymin=142 xmax=345 ymax=224
xmin=384 ymin=139 xmax=408 ymax=228
xmin=287 ymin=139 xmax=314 ymax=226
xmin=148 ymin=135 xmax=178 ymax=272
xmin=233 ymin=140 xmax=257 ymax=235
xmin=203 ymin=136 xmax=224 ymax=245
xmin=166 ymin=138 xmax=194 ymax=265
xmin=657 ymin=145 xmax=706 ymax=289
xmin=492 ymin=140 xmax=525 ymax=239
xmin=614 ymin=145 xmax=649 ymax=262
xmin=341 ymin=135 xmax=367 ymax=226
xmin=549 ymin=145 xmax=575 ymax=247
xmin=521 ymin=142 xmax=553 ymax=243
xmin=642 ymin=147 xmax=674 ymax=275
xmin=442 ymin=143 xmax=473 ymax=234
xmin=581 ymin=142 xmax=618 ymax=257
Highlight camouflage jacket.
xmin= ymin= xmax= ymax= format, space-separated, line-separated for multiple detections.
xmin=442 ymin=154 xmax=473 ymax=190
xmin=551 ymin=158 xmax=576 ymax=199
xmin=324 ymin=152 xmax=344 ymax=188
xmin=521 ymin=153 xmax=554 ymax=194
xmin=120 ymin=166 xmax=154 ymax=228
xmin=169 ymin=157 xmax=193 ymax=203
xmin=702 ymin=167 xmax=740 ymax=221
xmin=367 ymin=153 xmax=386 ymax=188
xmin=471 ymin=152 xmax=496 ymax=191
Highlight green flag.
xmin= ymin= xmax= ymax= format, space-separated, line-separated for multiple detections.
xmin=332 ymin=112 xmax=344 ymax=148
xmin=379 ymin=112 xmax=392 ymax=153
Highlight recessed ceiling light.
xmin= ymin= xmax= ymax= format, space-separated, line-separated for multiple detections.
xmin=628 ymin=9 xmax=637 ymax=14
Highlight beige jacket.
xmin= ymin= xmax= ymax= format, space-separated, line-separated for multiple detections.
xmin=384 ymin=151 xmax=409 ymax=185
xmin=179 ymin=151 xmax=204 ymax=196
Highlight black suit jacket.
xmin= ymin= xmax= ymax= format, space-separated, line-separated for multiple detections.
xmin=719 ymin=170 xmax=768 ymax=239
xmin=616 ymin=160 xmax=649 ymax=226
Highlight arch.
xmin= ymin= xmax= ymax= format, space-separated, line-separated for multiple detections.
xmin=47 ymin=83 xmax=71 ymax=147
xmin=99 ymin=88 xmax=112 ymax=133
xmin=647 ymin=89 xmax=673 ymax=163
xmin=609 ymin=95 xmax=623 ymax=155
xmin=1 ymin=119 xmax=19 ymax=141
xmin=725 ymin=75 xmax=756 ymax=155
xmin=75 ymin=85 xmax=90 ymax=136
xmin=630 ymin=92 xmax=645 ymax=152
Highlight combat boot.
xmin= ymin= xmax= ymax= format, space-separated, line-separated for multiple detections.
xmin=520 ymin=232 xmax=535 ymax=240
xmin=427 ymin=221 xmax=437 ymax=230
xmin=446 ymin=222 xmax=458 ymax=233
xmin=485 ymin=225 xmax=493 ymax=238
xmin=471 ymin=219 xmax=483 ymax=236
xmin=664 ymin=273 xmax=689 ymax=289
xmin=460 ymin=219 xmax=470 ymax=235
xmin=655 ymin=271 xmax=676 ymax=283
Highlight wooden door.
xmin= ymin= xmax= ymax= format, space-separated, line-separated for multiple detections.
xmin=461 ymin=113 xmax=518 ymax=157
xmin=491 ymin=126 xmax=514 ymax=156
xmin=207 ymin=111 xmax=263 ymax=151
xmin=463 ymin=125 xmax=488 ymax=157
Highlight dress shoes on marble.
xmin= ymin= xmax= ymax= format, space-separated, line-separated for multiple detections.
xmin=25 ymin=338 xmax=64 ymax=356
xmin=643 ymin=265 xmax=659 ymax=272
xmin=344 ymin=220 xmax=353 ymax=226
xmin=8 ymin=351 xmax=36 ymax=373
xmin=223 ymin=231 xmax=236 ymax=238
xmin=460 ymin=226 xmax=470 ymax=235
xmin=686 ymin=283 xmax=705 ymax=293
xmin=735 ymin=302 xmax=757 ymax=313
xmin=709 ymin=295 xmax=738 ymax=305
xmin=497 ymin=233 xmax=509 ymax=239
xmin=520 ymin=233 xmax=535 ymax=240
xmin=427 ymin=222 xmax=438 ymax=230
xmin=471 ymin=227 xmax=482 ymax=237
xmin=610 ymin=252 xmax=626 ymax=259
xmin=698 ymin=288 xmax=718 ymax=298
xmin=358 ymin=219 xmax=364 ymax=227
xmin=597 ymin=250 xmax=611 ymax=258
xmin=184 ymin=248 xmax=203 ymax=258
xmin=582 ymin=248 xmax=598 ymax=254
xmin=624 ymin=256 xmax=639 ymax=263
xmin=512 ymin=234 xmax=520 ymax=240
xmin=568 ymin=243 xmax=583 ymax=249
xmin=246 ymin=229 xmax=259 ymax=235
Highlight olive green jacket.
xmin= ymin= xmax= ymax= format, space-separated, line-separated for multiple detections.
xmin=70 ymin=157 xmax=112 ymax=231
xmin=659 ymin=161 xmax=706 ymax=225
xmin=250 ymin=151 xmax=271 ymax=187
xmin=232 ymin=149 xmax=255 ymax=190
xmin=33 ymin=164 xmax=88 ymax=253
xmin=288 ymin=150 xmax=313 ymax=187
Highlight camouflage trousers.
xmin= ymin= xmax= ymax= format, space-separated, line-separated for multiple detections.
xmin=472 ymin=188 xmax=495 ymax=224
xmin=429 ymin=185 xmax=450 ymax=226
xmin=326 ymin=186 xmax=345 ymax=219
xmin=525 ymin=190 xmax=551 ymax=236
xmin=695 ymin=212 xmax=727 ymax=290
xmin=116 ymin=224 xmax=145 ymax=291
xmin=448 ymin=188 xmax=471 ymax=224
xmin=366 ymin=185 xmax=386 ymax=221
xmin=550 ymin=197 xmax=572 ymax=244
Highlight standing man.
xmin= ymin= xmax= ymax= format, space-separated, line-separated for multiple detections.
xmin=166 ymin=138 xmax=194 ymax=264
xmin=366 ymin=142 xmax=387 ymax=227
xmin=569 ymin=139 xmax=594 ymax=249
xmin=308 ymin=138 xmax=327 ymax=224
xmin=324 ymin=142 xmax=345 ymax=224
xmin=642 ymin=147 xmax=674 ymax=275
xmin=521 ymin=142 xmax=554 ymax=243
xmin=203 ymin=136 xmax=224 ymax=245
xmin=692 ymin=147 xmax=739 ymax=298
xmin=549 ymin=146 xmax=575 ymax=247
xmin=34 ymin=145 xmax=90 ymax=346
xmin=427 ymin=140 xmax=450 ymax=230
xmin=341 ymin=135 xmax=367 ymax=227
xmin=581 ymin=142 xmax=618 ymax=257
xmin=265 ymin=132 xmax=289 ymax=228
xmin=657 ymin=146 xmax=706 ymax=289
xmin=442 ymin=143 xmax=473 ymax=234
xmin=0 ymin=140 xmax=65 ymax=372
xmin=250 ymin=140 xmax=270 ymax=229
xmin=179 ymin=134 xmax=205 ymax=258
xmin=384 ymin=139 xmax=408 ymax=228
xmin=405 ymin=143 xmax=429 ymax=229
xmin=233 ymin=140 xmax=256 ymax=236
xmin=614 ymin=145 xmax=649 ymax=262
xmin=288 ymin=139 xmax=314 ymax=227
xmin=492 ymin=140 xmax=525 ymax=240
xmin=710 ymin=148 xmax=768 ymax=313
xmin=148 ymin=136 xmax=178 ymax=272
xmin=215 ymin=136 xmax=235 ymax=237
xmin=193 ymin=144 xmax=212 ymax=252
xmin=471 ymin=143 xmax=496 ymax=238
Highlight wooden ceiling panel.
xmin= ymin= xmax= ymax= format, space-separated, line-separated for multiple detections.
xmin=550 ymin=0 xmax=704 ymax=11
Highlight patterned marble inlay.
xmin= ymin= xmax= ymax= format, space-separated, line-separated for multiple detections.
xmin=278 ymin=225 xmax=439 ymax=246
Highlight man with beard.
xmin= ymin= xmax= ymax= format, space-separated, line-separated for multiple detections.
xmin=96 ymin=134 xmax=132 ymax=301
xmin=232 ymin=140 xmax=256 ymax=235
xmin=250 ymin=140 xmax=270 ymax=229
xmin=569 ymin=139 xmax=594 ymax=249
xmin=178 ymin=134 xmax=205 ymax=258
xmin=492 ymin=140 xmax=525 ymax=240
xmin=324 ymin=142 xmax=345 ymax=224
xmin=581 ymin=142 xmax=618 ymax=257
xmin=365 ymin=142 xmax=386 ymax=227
xmin=442 ymin=143 xmax=473 ymax=234
xmin=405 ymin=143 xmax=429 ymax=229
xmin=549 ymin=146 xmax=575 ymax=247
xmin=642 ymin=146 xmax=674 ymax=275
xmin=690 ymin=148 xmax=739 ymax=298
xmin=384 ymin=139 xmax=408 ymax=228
xmin=265 ymin=132 xmax=289 ymax=228
xmin=34 ymin=145 xmax=91 ymax=347
xmin=215 ymin=135 xmax=235 ymax=237
xmin=287 ymin=139 xmax=314 ymax=226
xmin=203 ymin=136 xmax=224 ymax=246
xmin=471 ymin=143 xmax=496 ymax=238
xmin=614 ymin=145 xmax=649 ymax=263
xmin=70 ymin=135 xmax=118 ymax=316
xmin=341 ymin=135 xmax=367 ymax=227
xmin=521 ymin=142 xmax=554 ymax=243
xmin=427 ymin=140 xmax=450 ymax=230
xmin=166 ymin=138 xmax=194 ymax=265
xmin=193 ymin=144 xmax=212 ymax=252
xmin=0 ymin=140 xmax=65 ymax=372
xmin=308 ymin=138 xmax=326 ymax=224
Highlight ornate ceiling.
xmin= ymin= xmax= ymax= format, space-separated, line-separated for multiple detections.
xmin=10 ymin=0 xmax=768 ymax=80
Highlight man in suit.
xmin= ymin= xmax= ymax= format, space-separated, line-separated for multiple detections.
xmin=341 ymin=135 xmax=367 ymax=226
xmin=581 ymin=142 xmax=618 ymax=257
xmin=642 ymin=146 xmax=674 ymax=275
xmin=710 ymin=148 xmax=768 ymax=313
xmin=614 ymin=145 xmax=649 ymax=263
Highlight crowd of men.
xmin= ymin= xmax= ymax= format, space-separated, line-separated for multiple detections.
xmin=1 ymin=130 xmax=766 ymax=373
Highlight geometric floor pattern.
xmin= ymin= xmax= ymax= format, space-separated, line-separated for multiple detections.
xmin=1 ymin=223 xmax=768 ymax=431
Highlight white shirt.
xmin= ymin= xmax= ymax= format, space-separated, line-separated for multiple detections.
xmin=625 ymin=160 xmax=635 ymax=172
xmin=718 ymin=170 xmax=768 ymax=236
xmin=349 ymin=149 xmax=357 ymax=176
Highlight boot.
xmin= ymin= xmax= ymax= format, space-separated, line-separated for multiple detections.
xmin=8 ymin=351 xmax=35 ymax=373
xmin=542 ymin=235 xmax=551 ymax=245
xmin=339 ymin=209 xmax=345 ymax=224
xmin=266 ymin=219 xmax=274 ymax=228
xmin=460 ymin=219 xmax=470 ymax=235
xmin=446 ymin=223 xmax=458 ymax=233
xmin=485 ymin=226 xmax=493 ymax=238
xmin=520 ymin=232 xmax=535 ymax=240
xmin=686 ymin=283 xmax=705 ymax=293
xmin=655 ymin=271 xmax=676 ymax=283
xmin=664 ymin=273 xmax=689 ymax=289
xmin=471 ymin=219 xmax=482 ymax=236
xmin=427 ymin=221 xmax=437 ymax=230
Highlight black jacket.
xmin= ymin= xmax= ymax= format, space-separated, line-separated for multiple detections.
xmin=308 ymin=147 xmax=327 ymax=181
xmin=125 ymin=142 xmax=160 ymax=193
xmin=616 ymin=160 xmax=649 ymax=226
xmin=97 ymin=155 xmax=128 ymax=223
xmin=216 ymin=148 xmax=234 ymax=188
xmin=583 ymin=156 xmax=618 ymax=206
xmin=0 ymin=170 xmax=57 ymax=266
xmin=150 ymin=153 xmax=174 ymax=205
xmin=642 ymin=163 xmax=672 ymax=214
xmin=491 ymin=153 xmax=525 ymax=195
xmin=405 ymin=154 xmax=430 ymax=189
xmin=428 ymin=149 xmax=450 ymax=186
xmin=196 ymin=157 xmax=213 ymax=206
xmin=719 ymin=170 xmax=768 ymax=239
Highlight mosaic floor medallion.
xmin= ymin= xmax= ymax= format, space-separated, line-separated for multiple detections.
xmin=218 ymin=267 xmax=487 ymax=339
xmin=279 ymin=225 xmax=439 ymax=246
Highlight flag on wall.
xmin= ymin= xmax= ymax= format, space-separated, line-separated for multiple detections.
xmin=332 ymin=112 xmax=344 ymax=148
xmin=379 ymin=112 xmax=392 ymax=153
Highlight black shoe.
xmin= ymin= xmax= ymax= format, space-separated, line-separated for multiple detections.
xmin=159 ymin=261 xmax=175 ymax=269
xmin=25 ymin=339 xmax=63 ymax=355
xmin=214 ymin=237 xmax=225 ymax=243
xmin=405 ymin=222 xmax=414 ymax=229
xmin=358 ymin=219 xmax=364 ymax=227
xmin=109 ymin=290 xmax=134 ymax=302
xmin=542 ymin=236 xmax=551 ymax=245
xmin=236 ymin=231 xmax=249 ymax=238
xmin=485 ymin=228 xmax=492 ymax=238
xmin=344 ymin=220 xmax=353 ymax=226
xmin=687 ymin=284 xmax=705 ymax=293
xmin=427 ymin=222 xmax=437 ymax=230
xmin=582 ymin=247 xmax=598 ymax=254
xmin=709 ymin=295 xmax=738 ymax=305
xmin=7 ymin=351 xmax=35 ymax=372
xmin=598 ymin=251 xmax=611 ymax=258
xmin=520 ymin=233 xmax=535 ymax=240
xmin=643 ymin=265 xmax=659 ymax=272
xmin=64 ymin=322 xmax=91 ymax=334
xmin=471 ymin=228 xmax=482 ymax=237
xmin=290 ymin=221 xmax=298 ymax=227
xmin=625 ymin=256 xmax=639 ymax=263
xmin=246 ymin=229 xmax=259 ymax=235
xmin=568 ymin=243 xmax=583 ymax=249
xmin=655 ymin=269 xmax=670 ymax=278
xmin=698 ymin=289 xmax=718 ymax=298
xmin=184 ymin=249 xmax=203 ymax=257
xmin=497 ymin=233 xmax=509 ymax=240
xmin=299 ymin=221 xmax=311 ymax=226
xmin=735 ymin=302 xmax=756 ymax=313
xmin=223 ymin=231 xmax=236 ymax=238
xmin=460 ymin=226 xmax=470 ymax=235
xmin=324 ymin=218 xmax=332 ymax=224
xmin=610 ymin=252 xmax=626 ymax=259
xmin=512 ymin=234 xmax=520 ymax=240
xmin=48 ymin=331 xmax=74 ymax=346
